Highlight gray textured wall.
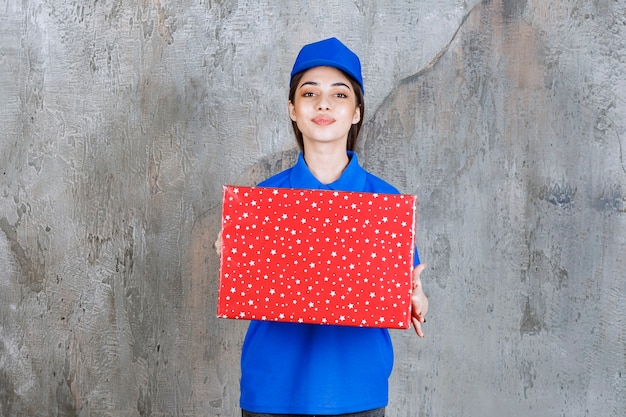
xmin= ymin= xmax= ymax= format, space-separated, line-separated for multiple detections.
xmin=1 ymin=1 xmax=624 ymax=416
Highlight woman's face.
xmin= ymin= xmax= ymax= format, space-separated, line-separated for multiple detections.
xmin=288 ymin=66 xmax=361 ymax=150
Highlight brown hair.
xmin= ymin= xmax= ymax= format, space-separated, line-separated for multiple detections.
xmin=289 ymin=70 xmax=364 ymax=152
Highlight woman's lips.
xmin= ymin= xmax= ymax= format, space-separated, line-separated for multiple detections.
xmin=312 ymin=116 xmax=335 ymax=126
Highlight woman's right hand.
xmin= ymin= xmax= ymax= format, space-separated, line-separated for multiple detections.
xmin=214 ymin=230 xmax=222 ymax=255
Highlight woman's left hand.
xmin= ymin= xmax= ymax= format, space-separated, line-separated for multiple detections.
xmin=411 ymin=263 xmax=429 ymax=338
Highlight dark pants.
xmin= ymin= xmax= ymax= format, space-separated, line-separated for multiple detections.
xmin=242 ymin=407 xmax=385 ymax=417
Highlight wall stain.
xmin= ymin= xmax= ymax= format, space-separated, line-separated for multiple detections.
xmin=154 ymin=0 xmax=176 ymax=45
xmin=148 ymin=147 xmax=163 ymax=195
xmin=594 ymin=184 xmax=625 ymax=213
xmin=520 ymin=296 xmax=544 ymax=336
xmin=54 ymin=376 xmax=78 ymax=417
xmin=539 ymin=181 xmax=577 ymax=209
xmin=0 ymin=217 xmax=45 ymax=292
xmin=137 ymin=382 xmax=152 ymax=417
xmin=518 ymin=358 xmax=536 ymax=399
xmin=87 ymin=233 xmax=112 ymax=265
xmin=0 ymin=339 xmax=16 ymax=416
xmin=431 ymin=234 xmax=451 ymax=290
xmin=115 ymin=225 xmax=135 ymax=274
xmin=502 ymin=0 xmax=527 ymax=21
xmin=529 ymin=248 xmax=569 ymax=290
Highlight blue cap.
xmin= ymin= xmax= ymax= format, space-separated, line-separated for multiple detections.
xmin=290 ymin=37 xmax=364 ymax=93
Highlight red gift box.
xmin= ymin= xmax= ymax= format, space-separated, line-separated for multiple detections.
xmin=217 ymin=185 xmax=417 ymax=329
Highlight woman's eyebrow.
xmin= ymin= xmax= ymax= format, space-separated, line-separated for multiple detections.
xmin=299 ymin=81 xmax=319 ymax=88
xmin=332 ymin=82 xmax=352 ymax=90
xmin=299 ymin=81 xmax=352 ymax=90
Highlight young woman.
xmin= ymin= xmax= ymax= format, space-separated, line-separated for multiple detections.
xmin=216 ymin=37 xmax=429 ymax=417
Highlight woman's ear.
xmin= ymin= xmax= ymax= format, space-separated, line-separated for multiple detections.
xmin=352 ymin=105 xmax=361 ymax=125
xmin=288 ymin=100 xmax=297 ymax=122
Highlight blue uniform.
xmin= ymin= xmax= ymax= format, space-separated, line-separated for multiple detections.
xmin=239 ymin=151 xmax=420 ymax=414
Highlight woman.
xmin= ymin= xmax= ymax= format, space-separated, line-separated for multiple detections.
xmin=216 ymin=37 xmax=429 ymax=417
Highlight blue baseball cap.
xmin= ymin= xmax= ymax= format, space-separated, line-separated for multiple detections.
xmin=290 ymin=37 xmax=364 ymax=93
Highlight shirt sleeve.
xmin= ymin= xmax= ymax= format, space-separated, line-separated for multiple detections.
xmin=413 ymin=245 xmax=421 ymax=266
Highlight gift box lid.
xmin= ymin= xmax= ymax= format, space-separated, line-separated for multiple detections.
xmin=217 ymin=185 xmax=417 ymax=329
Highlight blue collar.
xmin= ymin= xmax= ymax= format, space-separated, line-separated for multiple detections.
xmin=289 ymin=151 xmax=367 ymax=191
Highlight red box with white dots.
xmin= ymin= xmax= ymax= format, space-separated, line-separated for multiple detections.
xmin=217 ymin=185 xmax=417 ymax=329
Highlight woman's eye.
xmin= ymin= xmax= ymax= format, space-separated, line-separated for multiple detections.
xmin=336 ymin=93 xmax=347 ymax=98
xmin=302 ymin=92 xmax=315 ymax=97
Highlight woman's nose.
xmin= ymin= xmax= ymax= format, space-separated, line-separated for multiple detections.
xmin=317 ymin=95 xmax=331 ymax=110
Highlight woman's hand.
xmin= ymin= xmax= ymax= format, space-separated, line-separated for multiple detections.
xmin=411 ymin=263 xmax=429 ymax=338
xmin=214 ymin=230 xmax=222 ymax=255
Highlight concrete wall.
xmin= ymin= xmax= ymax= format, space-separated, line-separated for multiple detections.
xmin=1 ymin=1 xmax=624 ymax=416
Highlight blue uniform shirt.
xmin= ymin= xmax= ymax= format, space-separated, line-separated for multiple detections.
xmin=239 ymin=151 xmax=420 ymax=414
